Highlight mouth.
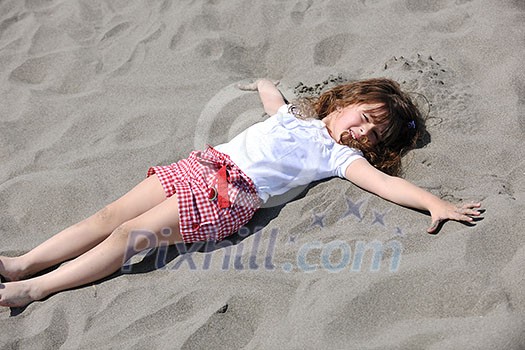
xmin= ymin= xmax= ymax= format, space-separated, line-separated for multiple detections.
xmin=349 ymin=129 xmax=357 ymax=140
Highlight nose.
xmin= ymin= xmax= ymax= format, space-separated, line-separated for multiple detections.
xmin=359 ymin=124 xmax=372 ymax=137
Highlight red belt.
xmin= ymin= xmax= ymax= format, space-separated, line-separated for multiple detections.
xmin=198 ymin=148 xmax=238 ymax=209
xmin=207 ymin=164 xmax=230 ymax=209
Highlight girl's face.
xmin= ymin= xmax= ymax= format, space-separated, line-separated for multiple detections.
xmin=322 ymin=103 xmax=386 ymax=146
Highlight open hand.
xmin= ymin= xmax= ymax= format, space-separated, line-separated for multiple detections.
xmin=236 ymin=79 xmax=280 ymax=91
xmin=427 ymin=202 xmax=482 ymax=234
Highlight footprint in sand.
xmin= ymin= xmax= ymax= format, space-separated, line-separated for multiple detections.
xmin=109 ymin=22 xmax=164 ymax=76
xmin=195 ymin=37 xmax=226 ymax=60
xmin=36 ymin=309 xmax=69 ymax=347
xmin=383 ymin=54 xmax=475 ymax=135
xmin=196 ymin=38 xmax=268 ymax=76
xmin=10 ymin=49 xmax=100 ymax=94
xmin=0 ymin=12 xmax=32 ymax=48
xmin=78 ymin=0 xmax=104 ymax=23
xmin=169 ymin=25 xmax=185 ymax=50
xmin=109 ymin=43 xmax=145 ymax=77
xmin=29 ymin=25 xmax=77 ymax=55
xmin=191 ymin=14 xmax=222 ymax=31
xmin=141 ymin=23 xmax=165 ymax=45
xmin=0 ymin=14 xmax=24 ymax=39
xmin=181 ymin=295 xmax=259 ymax=349
xmin=24 ymin=0 xmax=61 ymax=11
xmin=160 ymin=0 xmax=173 ymax=12
xmin=404 ymin=0 xmax=448 ymax=12
xmin=112 ymin=115 xmax=167 ymax=149
xmin=100 ymin=22 xmax=132 ymax=44
xmin=313 ymin=33 xmax=351 ymax=67
xmin=9 ymin=54 xmax=57 ymax=85
xmin=291 ymin=0 xmax=313 ymax=25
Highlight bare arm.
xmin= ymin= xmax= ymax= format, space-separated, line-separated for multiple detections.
xmin=345 ymin=158 xmax=481 ymax=233
xmin=237 ymin=79 xmax=285 ymax=116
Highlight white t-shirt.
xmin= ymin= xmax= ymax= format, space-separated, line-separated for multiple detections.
xmin=214 ymin=104 xmax=364 ymax=202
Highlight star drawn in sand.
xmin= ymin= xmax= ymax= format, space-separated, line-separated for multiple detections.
xmin=341 ymin=198 xmax=365 ymax=221
xmin=371 ymin=210 xmax=387 ymax=226
xmin=311 ymin=211 xmax=326 ymax=228
xmin=393 ymin=226 xmax=405 ymax=236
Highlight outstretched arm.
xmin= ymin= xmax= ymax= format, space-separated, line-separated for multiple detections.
xmin=345 ymin=158 xmax=481 ymax=234
xmin=237 ymin=79 xmax=285 ymax=116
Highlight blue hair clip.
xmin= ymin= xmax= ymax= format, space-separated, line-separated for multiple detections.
xmin=407 ymin=120 xmax=416 ymax=129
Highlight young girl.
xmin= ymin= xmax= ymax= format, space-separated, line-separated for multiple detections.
xmin=0 ymin=78 xmax=481 ymax=308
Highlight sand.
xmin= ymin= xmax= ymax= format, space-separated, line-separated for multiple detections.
xmin=1 ymin=0 xmax=524 ymax=348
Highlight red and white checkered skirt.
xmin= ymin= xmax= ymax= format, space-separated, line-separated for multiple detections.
xmin=147 ymin=147 xmax=261 ymax=243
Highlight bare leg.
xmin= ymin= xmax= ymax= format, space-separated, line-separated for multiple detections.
xmin=0 ymin=175 xmax=166 ymax=282
xmin=0 ymin=193 xmax=184 ymax=307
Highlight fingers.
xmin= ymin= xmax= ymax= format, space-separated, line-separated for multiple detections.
xmin=236 ymin=79 xmax=280 ymax=91
xmin=457 ymin=213 xmax=475 ymax=222
xmin=453 ymin=209 xmax=475 ymax=221
xmin=464 ymin=208 xmax=481 ymax=216
xmin=427 ymin=219 xmax=442 ymax=234
xmin=451 ymin=210 xmax=476 ymax=224
xmin=454 ymin=203 xmax=482 ymax=221
xmin=427 ymin=218 xmax=448 ymax=234
xmin=460 ymin=202 xmax=481 ymax=209
xmin=427 ymin=213 xmax=471 ymax=234
xmin=428 ymin=201 xmax=484 ymax=234
xmin=236 ymin=82 xmax=258 ymax=91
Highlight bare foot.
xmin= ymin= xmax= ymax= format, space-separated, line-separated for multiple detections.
xmin=0 ymin=256 xmax=29 ymax=282
xmin=0 ymin=280 xmax=40 ymax=307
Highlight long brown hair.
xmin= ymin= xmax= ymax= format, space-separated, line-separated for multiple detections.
xmin=292 ymin=78 xmax=424 ymax=176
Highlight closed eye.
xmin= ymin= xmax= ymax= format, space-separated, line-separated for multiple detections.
xmin=363 ymin=113 xmax=381 ymax=143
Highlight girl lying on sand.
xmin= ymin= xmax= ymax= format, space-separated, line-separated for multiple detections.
xmin=0 ymin=78 xmax=481 ymax=307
